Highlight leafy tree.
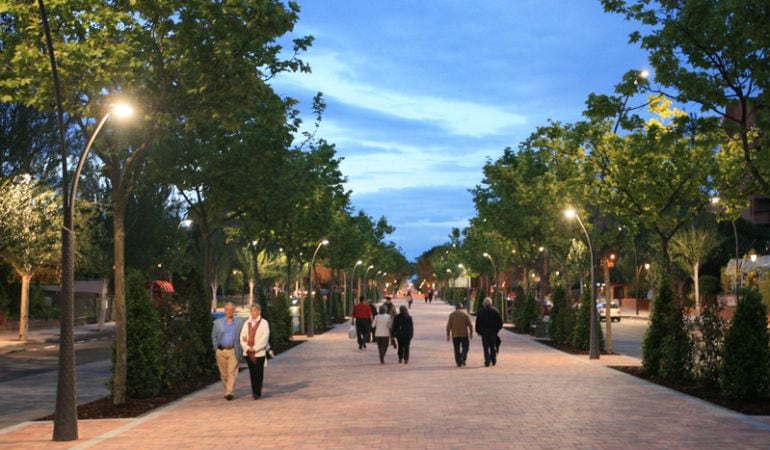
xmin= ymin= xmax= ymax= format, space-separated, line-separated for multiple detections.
xmin=0 ymin=102 xmax=62 ymax=183
xmin=602 ymin=0 xmax=770 ymax=195
xmin=670 ymin=226 xmax=721 ymax=317
xmin=720 ymin=288 xmax=770 ymax=400
xmin=2 ymin=0 xmax=312 ymax=405
xmin=0 ymin=176 xmax=60 ymax=340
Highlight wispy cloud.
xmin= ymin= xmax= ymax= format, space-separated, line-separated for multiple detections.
xmin=277 ymin=52 xmax=528 ymax=137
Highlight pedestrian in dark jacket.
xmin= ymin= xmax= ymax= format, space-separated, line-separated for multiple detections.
xmin=392 ymin=305 xmax=414 ymax=364
xmin=475 ymin=297 xmax=503 ymax=367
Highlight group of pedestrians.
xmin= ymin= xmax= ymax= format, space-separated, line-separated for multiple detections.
xmin=210 ymin=294 xmax=504 ymax=401
xmin=351 ymin=296 xmax=413 ymax=364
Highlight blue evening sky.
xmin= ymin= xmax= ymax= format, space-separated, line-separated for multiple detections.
xmin=272 ymin=1 xmax=649 ymax=260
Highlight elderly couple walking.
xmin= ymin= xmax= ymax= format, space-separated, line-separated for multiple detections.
xmin=211 ymin=302 xmax=271 ymax=400
xmin=446 ymin=298 xmax=503 ymax=367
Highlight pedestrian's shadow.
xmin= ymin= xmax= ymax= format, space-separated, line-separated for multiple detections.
xmin=263 ymin=381 xmax=310 ymax=398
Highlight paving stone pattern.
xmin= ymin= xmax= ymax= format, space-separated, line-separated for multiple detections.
xmin=2 ymin=299 xmax=769 ymax=449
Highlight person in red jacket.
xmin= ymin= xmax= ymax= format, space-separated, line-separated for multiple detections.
xmin=351 ymin=296 xmax=373 ymax=350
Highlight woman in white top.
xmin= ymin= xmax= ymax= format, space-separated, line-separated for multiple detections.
xmin=371 ymin=305 xmax=393 ymax=364
xmin=239 ymin=303 xmax=270 ymax=399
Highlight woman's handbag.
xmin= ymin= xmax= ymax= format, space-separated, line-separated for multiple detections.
xmin=348 ymin=325 xmax=356 ymax=339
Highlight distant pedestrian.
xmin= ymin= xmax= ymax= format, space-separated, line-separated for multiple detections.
xmin=428 ymin=289 xmax=434 ymax=303
xmin=240 ymin=303 xmax=270 ymax=399
xmin=407 ymin=293 xmax=413 ymax=309
xmin=446 ymin=303 xmax=473 ymax=367
xmin=392 ymin=305 xmax=414 ymax=364
xmin=351 ymin=296 xmax=373 ymax=350
xmin=372 ymin=305 xmax=393 ymax=364
xmin=475 ymin=297 xmax=503 ymax=367
xmin=384 ymin=296 xmax=397 ymax=320
xmin=211 ymin=302 xmax=245 ymax=400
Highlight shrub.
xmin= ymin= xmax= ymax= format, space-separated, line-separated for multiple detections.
xmin=549 ymin=286 xmax=574 ymax=344
xmin=514 ymin=289 xmax=537 ymax=333
xmin=304 ymin=292 xmax=325 ymax=333
xmin=571 ymin=289 xmax=604 ymax=351
xmin=720 ymin=288 xmax=770 ymax=399
xmin=158 ymin=272 xmax=216 ymax=387
xmin=118 ymin=270 xmax=164 ymax=399
xmin=642 ymin=282 xmax=692 ymax=379
xmin=691 ymin=296 xmax=726 ymax=385
xmin=263 ymin=293 xmax=292 ymax=349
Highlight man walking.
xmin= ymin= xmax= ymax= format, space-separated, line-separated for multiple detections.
xmin=351 ymin=296 xmax=373 ymax=349
xmin=475 ymin=297 xmax=503 ymax=367
xmin=446 ymin=303 xmax=473 ymax=367
xmin=212 ymin=302 xmax=245 ymax=400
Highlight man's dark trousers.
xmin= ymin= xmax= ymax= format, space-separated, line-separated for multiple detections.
xmin=355 ymin=319 xmax=371 ymax=348
xmin=481 ymin=333 xmax=497 ymax=366
xmin=452 ymin=337 xmax=469 ymax=366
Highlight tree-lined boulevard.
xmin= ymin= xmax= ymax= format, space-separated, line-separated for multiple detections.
xmin=2 ymin=0 xmax=770 ymax=447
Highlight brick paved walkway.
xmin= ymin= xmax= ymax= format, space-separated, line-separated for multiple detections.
xmin=2 ymin=299 xmax=769 ymax=449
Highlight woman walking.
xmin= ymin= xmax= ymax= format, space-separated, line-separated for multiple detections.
xmin=392 ymin=305 xmax=414 ymax=364
xmin=371 ymin=305 xmax=393 ymax=364
xmin=240 ymin=303 xmax=270 ymax=399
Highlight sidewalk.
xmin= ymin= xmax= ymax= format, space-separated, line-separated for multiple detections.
xmin=2 ymin=300 xmax=769 ymax=449
xmin=0 ymin=322 xmax=115 ymax=355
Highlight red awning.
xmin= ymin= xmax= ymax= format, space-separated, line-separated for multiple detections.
xmin=145 ymin=280 xmax=175 ymax=294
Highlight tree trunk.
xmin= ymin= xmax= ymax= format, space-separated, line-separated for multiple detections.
xmin=201 ymin=230 xmax=214 ymax=311
xmin=253 ymin=250 xmax=261 ymax=304
xmin=97 ymin=277 xmax=109 ymax=331
xmin=248 ymin=278 xmax=255 ymax=307
xmin=693 ymin=262 xmax=700 ymax=318
xmin=112 ymin=199 xmax=127 ymax=405
xmin=18 ymin=272 xmax=32 ymax=341
xmin=210 ymin=280 xmax=218 ymax=312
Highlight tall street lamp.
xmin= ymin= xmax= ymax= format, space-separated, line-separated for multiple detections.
xmin=446 ymin=268 xmax=454 ymax=305
xmin=53 ymin=102 xmax=134 ymax=440
xmin=363 ymin=265 xmax=374 ymax=300
xmin=349 ymin=260 xmax=363 ymax=313
xmin=483 ymin=252 xmax=501 ymax=319
xmin=307 ymin=239 xmax=329 ymax=337
xmin=565 ymin=208 xmax=600 ymax=359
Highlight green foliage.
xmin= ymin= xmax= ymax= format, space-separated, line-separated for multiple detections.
xmin=549 ymin=286 xmax=574 ymax=344
xmin=117 ymin=271 xmax=164 ymax=399
xmin=304 ymin=292 xmax=326 ymax=333
xmin=602 ymin=0 xmax=770 ymax=196
xmin=158 ymin=272 xmax=216 ymax=387
xmin=263 ymin=293 xmax=292 ymax=349
xmin=514 ymin=289 xmax=538 ymax=333
xmin=571 ymin=289 xmax=604 ymax=351
xmin=691 ymin=297 xmax=727 ymax=385
xmin=329 ymin=291 xmax=345 ymax=323
xmin=720 ymin=288 xmax=770 ymax=400
xmin=642 ymin=283 xmax=692 ymax=379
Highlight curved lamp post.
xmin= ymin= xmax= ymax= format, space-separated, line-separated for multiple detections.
xmin=483 ymin=252 xmax=502 ymax=319
xmin=363 ymin=265 xmax=374 ymax=300
xmin=349 ymin=260 xmax=363 ymax=313
xmin=53 ymin=102 xmax=134 ymax=440
xmin=307 ymin=239 xmax=328 ymax=337
xmin=565 ymin=208 xmax=599 ymax=359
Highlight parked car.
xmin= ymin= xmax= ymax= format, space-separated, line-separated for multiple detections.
xmin=598 ymin=300 xmax=622 ymax=322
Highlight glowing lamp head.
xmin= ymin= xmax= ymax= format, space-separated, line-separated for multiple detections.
xmin=110 ymin=102 xmax=135 ymax=119
xmin=564 ymin=208 xmax=577 ymax=219
xmin=639 ymin=69 xmax=650 ymax=79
